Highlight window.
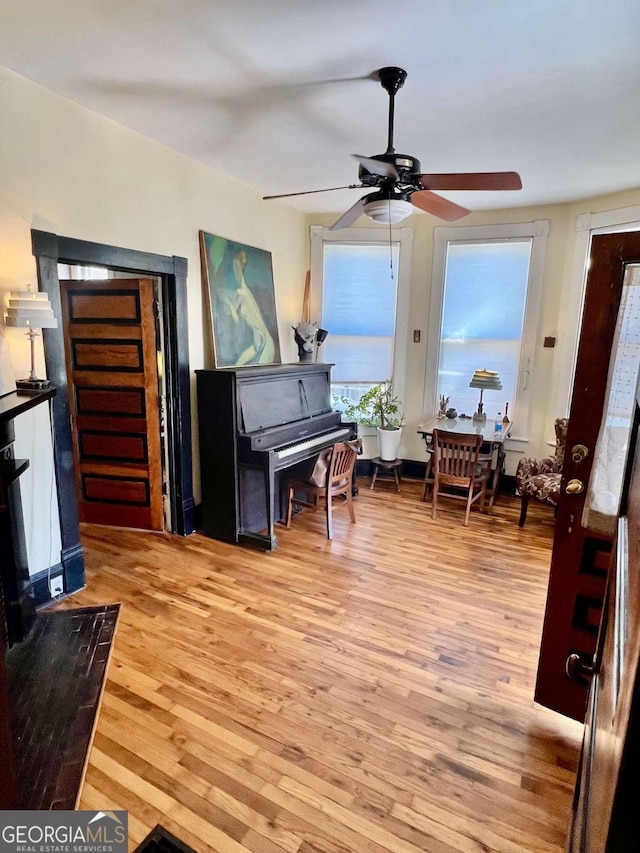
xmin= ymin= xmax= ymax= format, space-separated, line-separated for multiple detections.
xmin=310 ymin=226 xmax=412 ymax=407
xmin=425 ymin=221 xmax=548 ymax=436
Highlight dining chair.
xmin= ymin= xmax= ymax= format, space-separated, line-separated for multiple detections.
xmin=431 ymin=429 xmax=489 ymax=526
xmin=285 ymin=440 xmax=359 ymax=539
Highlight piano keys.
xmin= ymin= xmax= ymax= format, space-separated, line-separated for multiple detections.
xmin=196 ymin=363 xmax=350 ymax=551
xmin=273 ymin=429 xmax=350 ymax=464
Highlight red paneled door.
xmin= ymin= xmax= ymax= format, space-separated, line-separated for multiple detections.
xmin=61 ymin=279 xmax=164 ymax=531
xmin=536 ymin=232 xmax=640 ymax=720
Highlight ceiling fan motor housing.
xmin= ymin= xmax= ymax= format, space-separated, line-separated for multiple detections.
xmin=358 ymin=152 xmax=422 ymax=186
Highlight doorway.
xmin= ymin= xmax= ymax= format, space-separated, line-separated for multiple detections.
xmin=536 ymin=231 xmax=640 ymax=721
xmin=32 ymin=230 xmax=194 ymax=595
xmin=59 ymin=274 xmax=166 ymax=531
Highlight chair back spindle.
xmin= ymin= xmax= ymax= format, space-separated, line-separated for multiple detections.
xmin=431 ymin=430 xmax=488 ymax=525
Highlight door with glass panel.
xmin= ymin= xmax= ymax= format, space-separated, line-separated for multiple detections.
xmin=536 ymin=231 xmax=640 ymax=721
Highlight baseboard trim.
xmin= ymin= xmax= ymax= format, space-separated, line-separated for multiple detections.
xmin=356 ymin=458 xmax=427 ymax=479
xmin=31 ymin=563 xmax=64 ymax=607
xmin=193 ymin=502 xmax=203 ymax=532
xmin=62 ymin=544 xmax=85 ymax=595
xmin=502 ymin=474 xmax=517 ymax=495
xmin=177 ymin=496 xmax=197 ymax=536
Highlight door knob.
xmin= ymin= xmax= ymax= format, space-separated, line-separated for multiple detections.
xmin=571 ymin=444 xmax=589 ymax=463
xmin=566 ymin=653 xmax=595 ymax=683
xmin=565 ymin=479 xmax=584 ymax=495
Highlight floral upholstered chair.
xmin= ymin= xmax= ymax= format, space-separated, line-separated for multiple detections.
xmin=516 ymin=418 xmax=568 ymax=526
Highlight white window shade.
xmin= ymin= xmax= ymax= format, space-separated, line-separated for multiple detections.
xmin=310 ymin=226 xmax=412 ymax=408
xmin=321 ymin=243 xmax=399 ymax=384
xmin=425 ymin=221 xmax=548 ymax=438
xmin=439 ymin=240 xmax=531 ymax=418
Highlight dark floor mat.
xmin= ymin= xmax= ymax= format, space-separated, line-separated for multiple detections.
xmin=6 ymin=603 xmax=120 ymax=809
xmin=134 ymin=825 xmax=199 ymax=853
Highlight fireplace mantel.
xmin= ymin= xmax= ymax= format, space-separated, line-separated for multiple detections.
xmin=0 ymin=388 xmax=56 ymax=424
xmin=0 ymin=387 xmax=56 ymax=647
xmin=0 ymin=387 xmax=55 ymax=807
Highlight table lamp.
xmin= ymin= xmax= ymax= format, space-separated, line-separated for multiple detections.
xmin=4 ymin=286 xmax=58 ymax=390
xmin=469 ymin=369 xmax=502 ymax=423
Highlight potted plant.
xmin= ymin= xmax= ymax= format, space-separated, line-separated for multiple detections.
xmin=341 ymin=382 xmax=404 ymax=461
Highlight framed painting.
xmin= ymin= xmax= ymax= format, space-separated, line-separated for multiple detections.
xmin=199 ymin=231 xmax=281 ymax=368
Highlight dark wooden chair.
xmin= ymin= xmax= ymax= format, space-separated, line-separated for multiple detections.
xmin=285 ymin=441 xmax=359 ymax=539
xmin=431 ymin=429 xmax=489 ymax=526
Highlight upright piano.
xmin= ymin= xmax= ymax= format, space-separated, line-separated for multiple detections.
xmin=196 ymin=363 xmax=350 ymax=550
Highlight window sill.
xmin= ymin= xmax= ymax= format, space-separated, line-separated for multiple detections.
xmin=343 ymin=424 xmax=377 ymax=437
xmin=503 ymin=434 xmax=530 ymax=446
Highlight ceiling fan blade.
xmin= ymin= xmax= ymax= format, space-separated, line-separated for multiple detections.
xmin=264 ymin=184 xmax=362 ymax=200
xmin=411 ymin=190 xmax=470 ymax=221
xmin=352 ymin=155 xmax=399 ymax=180
xmin=329 ymin=197 xmax=367 ymax=231
xmin=418 ymin=171 xmax=522 ymax=191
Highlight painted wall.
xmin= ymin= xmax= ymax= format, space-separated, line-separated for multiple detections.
xmin=0 ymin=66 xmax=308 ymax=575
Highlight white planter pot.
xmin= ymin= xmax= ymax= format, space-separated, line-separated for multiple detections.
xmin=377 ymin=427 xmax=402 ymax=462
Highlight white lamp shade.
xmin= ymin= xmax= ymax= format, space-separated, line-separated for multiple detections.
xmin=5 ymin=290 xmax=58 ymax=329
xmin=364 ymin=198 xmax=413 ymax=225
xmin=469 ymin=368 xmax=502 ymax=391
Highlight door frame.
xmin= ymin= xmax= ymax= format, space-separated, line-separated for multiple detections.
xmin=536 ymin=231 xmax=640 ymax=721
xmin=31 ymin=230 xmax=195 ymax=595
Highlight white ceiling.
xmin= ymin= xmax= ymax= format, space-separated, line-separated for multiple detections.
xmin=1 ymin=0 xmax=640 ymax=218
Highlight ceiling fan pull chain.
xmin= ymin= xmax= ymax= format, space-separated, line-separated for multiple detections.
xmin=388 ymin=208 xmax=394 ymax=280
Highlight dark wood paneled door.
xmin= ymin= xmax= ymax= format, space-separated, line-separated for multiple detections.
xmin=61 ymin=279 xmax=164 ymax=531
xmin=567 ymin=404 xmax=640 ymax=851
xmin=536 ymin=232 xmax=640 ymax=721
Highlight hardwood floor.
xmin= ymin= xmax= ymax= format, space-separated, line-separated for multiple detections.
xmin=62 ymin=479 xmax=582 ymax=853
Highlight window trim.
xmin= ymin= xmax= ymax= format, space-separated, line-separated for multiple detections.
xmin=310 ymin=225 xmax=413 ymax=406
xmin=424 ymin=220 xmax=549 ymax=442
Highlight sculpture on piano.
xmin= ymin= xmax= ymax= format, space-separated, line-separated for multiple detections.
xmin=293 ymin=321 xmax=318 ymax=363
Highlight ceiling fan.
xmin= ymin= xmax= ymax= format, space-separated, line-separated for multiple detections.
xmin=263 ymin=66 xmax=522 ymax=230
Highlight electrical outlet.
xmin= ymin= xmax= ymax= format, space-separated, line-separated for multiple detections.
xmin=50 ymin=576 xmax=64 ymax=597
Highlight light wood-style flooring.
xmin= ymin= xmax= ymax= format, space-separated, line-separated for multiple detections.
xmin=63 ymin=478 xmax=583 ymax=853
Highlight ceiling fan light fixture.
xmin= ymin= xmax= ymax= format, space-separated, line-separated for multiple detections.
xmin=364 ymin=197 xmax=413 ymax=225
